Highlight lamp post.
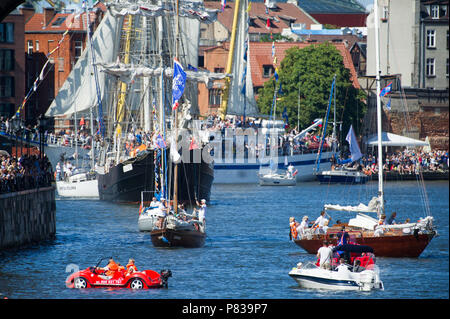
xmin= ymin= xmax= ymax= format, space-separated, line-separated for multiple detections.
xmin=37 ymin=115 xmax=48 ymax=159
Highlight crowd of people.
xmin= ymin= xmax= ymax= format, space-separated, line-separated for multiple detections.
xmin=0 ymin=152 xmax=53 ymax=194
xmin=332 ymin=149 xmax=449 ymax=175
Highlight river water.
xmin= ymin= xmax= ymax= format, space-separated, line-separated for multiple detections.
xmin=0 ymin=180 xmax=448 ymax=300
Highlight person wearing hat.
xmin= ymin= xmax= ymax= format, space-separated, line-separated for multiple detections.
xmin=298 ymin=216 xmax=309 ymax=237
xmin=194 ymin=199 xmax=207 ymax=232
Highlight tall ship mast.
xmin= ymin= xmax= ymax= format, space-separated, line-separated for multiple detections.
xmin=47 ymin=0 xmax=225 ymax=204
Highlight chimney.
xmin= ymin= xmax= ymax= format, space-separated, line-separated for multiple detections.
xmin=43 ymin=7 xmax=55 ymax=27
xmin=20 ymin=5 xmax=35 ymax=23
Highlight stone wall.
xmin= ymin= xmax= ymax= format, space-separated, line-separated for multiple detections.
xmin=0 ymin=186 xmax=56 ymax=250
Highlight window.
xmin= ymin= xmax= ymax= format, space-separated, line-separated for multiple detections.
xmin=58 ymin=57 xmax=64 ymax=72
xmin=441 ymin=5 xmax=448 ymax=18
xmin=0 ymin=49 xmax=14 ymax=71
xmin=208 ymin=88 xmax=222 ymax=107
xmin=426 ymin=58 xmax=435 ymax=77
xmin=431 ymin=5 xmax=439 ymax=18
xmin=52 ymin=17 xmax=66 ymax=26
xmin=27 ymin=40 xmax=33 ymax=54
xmin=0 ymin=23 xmax=14 ymax=43
xmin=382 ymin=6 xmax=389 ymax=20
xmin=0 ymin=103 xmax=14 ymax=118
xmin=427 ymin=30 xmax=436 ymax=48
xmin=262 ymin=65 xmax=274 ymax=78
xmin=35 ymin=40 xmax=39 ymax=52
xmin=74 ymin=40 xmax=83 ymax=59
xmin=0 ymin=76 xmax=15 ymax=98
xmin=214 ymin=67 xmax=224 ymax=73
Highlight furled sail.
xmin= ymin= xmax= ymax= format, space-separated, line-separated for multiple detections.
xmin=226 ymin=0 xmax=259 ymax=117
xmin=324 ymin=196 xmax=381 ymax=214
xmin=107 ymin=0 xmax=220 ymax=24
xmin=45 ymin=11 xmax=120 ymax=117
xmin=97 ymin=62 xmax=230 ymax=88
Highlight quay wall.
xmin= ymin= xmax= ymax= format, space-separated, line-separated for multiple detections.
xmin=0 ymin=186 xmax=56 ymax=250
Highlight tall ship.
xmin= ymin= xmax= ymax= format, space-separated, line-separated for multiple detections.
xmin=210 ymin=0 xmax=334 ymax=184
xmin=46 ymin=0 xmax=225 ymax=204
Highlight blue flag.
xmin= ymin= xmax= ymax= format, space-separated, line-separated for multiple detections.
xmin=380 ymin=81 xmax=392 ymax=97
xmin=274 ymin=68 xmax=279 ymax=82
xmin=345 ymin=125 xmax=362 ymax=162
xmin=172 ymin=58 xmax=186 ymax=110
xmin=155 ymin=134 xmax=167 ymax=149
xmin=187 ymin=64 xmax=198 ymax=72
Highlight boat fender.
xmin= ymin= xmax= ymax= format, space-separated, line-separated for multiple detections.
xmin=161 ymin=236 xmax=170 ymax=244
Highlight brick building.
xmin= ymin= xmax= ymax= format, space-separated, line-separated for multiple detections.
xmin=0 ymin=9 xmax=25 ymax=120
xmin=22 ymin=2 xmax=105 ymax=125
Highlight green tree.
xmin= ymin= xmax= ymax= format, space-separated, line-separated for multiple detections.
xmin=257 ymin=43 xmax=366 ymax=139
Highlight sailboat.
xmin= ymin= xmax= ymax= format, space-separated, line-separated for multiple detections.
xmin=315 ymin=75 xmax=368 ymax=185
xmin=85 ymin=1 xmax=223 ymax=204
xmin=291 ymin=0 xmax=436 ymax=258
xmin=316 ymin=125 xmax=369 ymax=185
xmin=149 ymin=5 xmax=206 ymax=247
xmin=258 ymin=85 xmax=296 ymax=186
xmin=48 ymin=4 xmax=103 ymax=198
xmin=212 ymin=0 xmax=334 ymax=184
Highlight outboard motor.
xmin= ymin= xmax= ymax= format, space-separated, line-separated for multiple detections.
xmin=160 ymin=269 xmax=172 ymax=288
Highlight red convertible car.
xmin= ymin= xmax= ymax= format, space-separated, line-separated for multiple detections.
xmin=66 ymin=258 xmax=172 ymax=289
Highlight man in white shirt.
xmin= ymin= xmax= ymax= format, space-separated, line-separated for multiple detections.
xmin=195 ymin=199 xmax=207 ymax=232
xmin=317 ymin=241 xmax=333 ymax=270
xmin=312 ymin=211 xmax=329 ymax=234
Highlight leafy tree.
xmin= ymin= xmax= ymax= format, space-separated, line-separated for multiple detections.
xmin=257 ymin=43 xmax=366 ymax=140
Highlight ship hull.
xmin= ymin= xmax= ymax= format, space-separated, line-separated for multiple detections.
xmin=150 ymin=228 xmax=206 ymax=248
xmin=97 ymin=150 xmax=214 ymax=204
xmin=293 ymin=232 xmax=435 ymax=258
xmin=213 ymin=151 xmax=334 ymax=184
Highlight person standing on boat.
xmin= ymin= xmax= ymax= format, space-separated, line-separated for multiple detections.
xmin=312 ymin=211 xmax=329 ymax=234
xmin=317 ymin=241 xmax=333 ymax=270
xmin=289 ymin=217 xmax=300 ymax=240
xmin=194 ymin=199 xmax=207 ymax=232
xmin=387 ymin=212 xmax=397 ymax=225
xmin=149 ymin=197 xmax=160 ymax=209
xmin=298 ymin=216 xmax=309 ymax=237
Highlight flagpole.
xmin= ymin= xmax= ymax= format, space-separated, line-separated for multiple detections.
xmin=173 ymin=0 xmax=180 ymax=214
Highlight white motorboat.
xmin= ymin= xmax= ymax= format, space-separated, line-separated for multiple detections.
xmin=56 ymin=171 xmax=98 ymax=198
xmin=259 ymin=172 xmax=296 ymax=186
xmin=288 ymin=244 xmax=384 ymax=291
xmin=289 ymin=261 xmax=384 ymax=291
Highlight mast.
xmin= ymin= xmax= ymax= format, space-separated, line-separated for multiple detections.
xmin=218 ymin=0 xmax=241 ymax=120
xmin=173 ymin=0 xmax=180 ymax=213
xmin=84 ymin=1 xmax=95 ymax=170
xmin=315 ymin=74 xmax=336 ymax=172
xmin=115 ymin=14 xmax=133 ymax=164
xmin=374 ymin=0 xmax=385 ymax=215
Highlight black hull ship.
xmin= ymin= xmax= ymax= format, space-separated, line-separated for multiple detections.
xmin=150 ymin=227 xmax=206 ymax=248
xmin=97 ymin=149 xmax=214 ymax=204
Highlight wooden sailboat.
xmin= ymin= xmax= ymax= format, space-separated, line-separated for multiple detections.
xmin=150 ymin=1 xmax=206 ymax=248
xmin=292 ymin=0 xmax=436 ymax=257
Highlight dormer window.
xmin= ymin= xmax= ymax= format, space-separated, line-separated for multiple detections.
xmin=263 ymin=65 xmax=274 ymax=78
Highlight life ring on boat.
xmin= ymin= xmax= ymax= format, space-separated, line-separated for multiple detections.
xmin=290 ymin=222 xmax=298 ymax=239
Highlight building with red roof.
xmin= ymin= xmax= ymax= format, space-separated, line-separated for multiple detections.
xmin=22 ymin=2 xmax=106 ymax=124
xmin=199 ymin=40 xmax=360 ymax=116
